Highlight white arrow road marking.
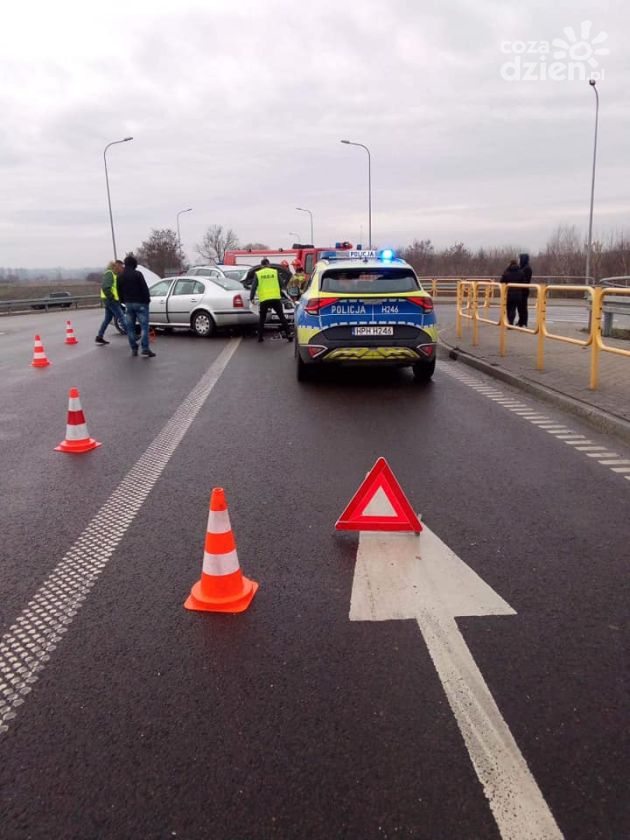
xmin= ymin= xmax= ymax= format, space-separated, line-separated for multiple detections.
xmin=0 ymin=339 xmax=241 ymax=737
xmin=350 ymin=526 xmax=563 ymax=840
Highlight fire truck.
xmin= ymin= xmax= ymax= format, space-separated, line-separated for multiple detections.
xmin=223 ymin=242 xmax=355 ymax=276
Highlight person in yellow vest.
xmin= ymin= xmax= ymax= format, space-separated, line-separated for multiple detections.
xmin=250 ymin=258 xmax=294 ymax=343
xmin=95 ymin=259 xmax=126 ymax=344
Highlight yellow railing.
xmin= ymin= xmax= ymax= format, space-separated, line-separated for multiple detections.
xmin=455 ymin=281 xmax=630 ymax=390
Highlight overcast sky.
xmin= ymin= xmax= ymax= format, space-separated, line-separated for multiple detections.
xmin=1 ymin=0 xmax=628 ymax=267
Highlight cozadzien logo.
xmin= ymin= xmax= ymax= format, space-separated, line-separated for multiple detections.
xmin=500 ymin=20 xmax=609 ymax=82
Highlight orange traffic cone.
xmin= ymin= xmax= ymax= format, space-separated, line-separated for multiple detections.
xmin=55 ymin=387 xmax=101 ymax=453
xmin=65 ymin=320 xmax=78 ymax=345
xmin=185 ymin=488 xmax=259 ymax=613
xmin=31 ymin=335 xmax=51 ymax=367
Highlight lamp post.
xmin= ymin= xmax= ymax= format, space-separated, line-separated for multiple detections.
xmin=103 ymin=136 xmax=133 ymax=260
xmin=341 ymin=139 xmax=371 ymax=248
xmin=177 ymin=207 xmax=192 ymax=247
xmin=585 ymin=79 xmax=599 ymax=284
xmin=296 ymin=207 xmax=314 ymax=244
xmin=289 ymin=231 xmax=302 ymax=243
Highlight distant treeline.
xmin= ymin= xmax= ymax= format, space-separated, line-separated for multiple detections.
xmin=3 ymin=225 xmax=630 ymax=283
xmin=0 ymin=268 xmax=102 ymax=284
xmin=400 ymin=226 xmax=630 ymax=281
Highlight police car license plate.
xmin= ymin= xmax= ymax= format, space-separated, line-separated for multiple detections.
xmin=352 ymin=326 xmax=393 ymax=336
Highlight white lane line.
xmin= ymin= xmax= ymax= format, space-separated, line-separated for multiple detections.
xmin=0 ymin=339 xmax=241 ymax=737
xmin=443 ymin=365 xmax=630 ymax=485
xmin=587 ymin=451 xmax=619 ymax=459
xmin=350 ymin=527 xmax=563 ymax=840
xmin=625 ymin=475 xmax=630 ymax=481
xmin=599 ymin=460 xmax=630 ymax=466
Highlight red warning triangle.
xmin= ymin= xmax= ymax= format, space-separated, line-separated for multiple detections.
xmin=335 ymin=457 xmax=422 ymax=533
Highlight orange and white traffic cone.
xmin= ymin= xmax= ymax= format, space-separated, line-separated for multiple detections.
xmin=55 ymin=387 xmax=101 ymax=453
xmin=31 ymin=335 xmax=51 ymax=367
xmin=65 ymin=320 xmax=78 ymax=345
xmin=185 ymin=488 xmax=259 ymax=613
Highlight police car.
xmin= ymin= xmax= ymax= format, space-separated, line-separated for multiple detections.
xmin=294 ymin=250 xmax=437 ymax=382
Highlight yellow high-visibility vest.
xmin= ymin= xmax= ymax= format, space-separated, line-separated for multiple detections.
xmin=255 ymin=267 xmax=281 ymax=302
xmin=100 ymin=269 xmax=120 ymax=301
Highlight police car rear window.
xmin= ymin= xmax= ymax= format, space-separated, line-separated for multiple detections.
xmin=321 ymin=268 xmax=419 ymax=294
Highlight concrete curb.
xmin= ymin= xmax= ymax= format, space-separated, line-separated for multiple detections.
xmin=438 ymin=337 xmax=630 ymax=446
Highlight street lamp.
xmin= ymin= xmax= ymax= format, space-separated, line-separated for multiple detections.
xmin=289 ymin=231 xmax=302 ymax=243
xmin=585 ymin=79 xmax=599 ymax=283
xmin=177 ymin=207 xmax=192 ymax=247
xmin=296 ymin=207 xmax=314 ymax=244
xmin=341 ymin=139 xmax=371 ymax=248
xmin=103 ymin=136 xmax=133 ymax=260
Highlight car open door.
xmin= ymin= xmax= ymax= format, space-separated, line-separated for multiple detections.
xmin=148 ymin=279 xmax=175 ymax=325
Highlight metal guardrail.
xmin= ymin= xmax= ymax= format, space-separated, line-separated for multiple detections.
xmin=0 ymin=294 xmax=101 ymax=315
xmin=456 ymin=280 xmax=630 ymax=390
xmin=424 ymin=276 xmax=595 ymax=298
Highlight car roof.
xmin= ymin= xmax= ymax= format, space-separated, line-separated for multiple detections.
xmin=316 ymin=257 xmax=413 ymax=270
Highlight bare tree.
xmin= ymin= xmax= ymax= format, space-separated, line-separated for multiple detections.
xmin=401 ymin=239 xmax=435 ymax=275
xmin=542 ymin=225 xmax=584 ymax=278
xmin=135 ymin=229 xmax=185 ymax=277
xmin=195 ymin=225 xmax=240 ymax=263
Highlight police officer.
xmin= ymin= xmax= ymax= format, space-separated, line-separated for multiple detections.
xmin=250 ymin=258 xmax=294 ymax=343
xmin=95 ymin=259 xmax=126 ymax=344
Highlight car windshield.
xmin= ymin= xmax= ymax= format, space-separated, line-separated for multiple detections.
xmin=321 ymin=267 xmax=419 ymax=294
xmin=209 ymin=275 xmax=244 ymax=291
xmin=223 ymin=269 xmax=248 ymax=282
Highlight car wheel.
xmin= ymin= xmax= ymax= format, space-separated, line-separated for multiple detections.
xmin=191 ymin=310 xmax=215 ymax=338
xmin=296 ymin=352 xmax=314 ymax=382
xmin=114 ymin=314 xmax=127 ymax=335
xmin=412 ymin=357 xmax=436 ymax=383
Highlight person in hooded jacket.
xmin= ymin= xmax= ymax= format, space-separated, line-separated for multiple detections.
xmin=117 ymin=255 xmax=156 ymax=357
xmin=500 ymin=260 xmax=524 ymax=326
xmin=517 ymin=253 xmax=533 ymax=327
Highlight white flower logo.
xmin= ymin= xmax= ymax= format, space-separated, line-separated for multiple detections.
xmin=552 ymin=20 xmax=609 ymax=68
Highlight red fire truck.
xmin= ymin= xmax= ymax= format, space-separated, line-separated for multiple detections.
xmin=223 ymin=242 xmax=355 ymax=276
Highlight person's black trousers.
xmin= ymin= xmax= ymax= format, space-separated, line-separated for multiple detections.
xmin=516 ymin=289 xmax=529 ymax=328
xmin=506 ymin=290 xmax=520 ymax=326
xmin=258 ymin=299 xmax=292 ymax=339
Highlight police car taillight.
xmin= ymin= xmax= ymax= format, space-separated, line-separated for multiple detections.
xmin=408 ymin=297 xmax=433 ymax=313
xmin=417 ymin=344 xmax=435 ymax=358
xmin=233 ymin=294 xmax=244 ymax=308
xmin=305 ymin=296 xmax=338 ymax=314
xmin=307 ymin=345 xmax=327 ymax=358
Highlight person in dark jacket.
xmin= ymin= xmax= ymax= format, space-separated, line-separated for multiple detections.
xmin=117 ymin=255 xmax=155 ymax=357
xmin=517 ymin=253 xmax=533 ymax=327
xmin=500 ymin=260 xmax=524 ymax=326
xmin=244 ymin=261 xmax=292 ymax=290
xmin=249 ymin=258 xmax=293 ymax=342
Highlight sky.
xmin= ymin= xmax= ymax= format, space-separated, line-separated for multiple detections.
xmin=1 ymin=0 xmax=629 ymax=267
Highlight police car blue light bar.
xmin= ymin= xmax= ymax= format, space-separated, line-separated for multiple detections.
xmin=320 ymin=248 xmax=398 ymax=261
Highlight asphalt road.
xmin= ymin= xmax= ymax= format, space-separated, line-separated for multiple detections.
xmin=0 ymin=308 xmax=628 ymax=839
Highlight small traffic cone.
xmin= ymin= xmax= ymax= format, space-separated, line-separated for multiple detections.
xmin=185 ymin=488 xmax=258 ymax=613
xmin=31 ymin=335 xmax=51 ymax=367
xmin=65 ymin=320 xmax=78 ymax=345
xmin=55 ymin=388 xmax=101 ymax=454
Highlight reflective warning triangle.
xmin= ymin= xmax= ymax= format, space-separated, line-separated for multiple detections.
xmin=335 ymin=457 xmax=422 ymax=533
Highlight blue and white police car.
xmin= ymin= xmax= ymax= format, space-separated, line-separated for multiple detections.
xmin=294 ymin=250 xmax=437 ymax=382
